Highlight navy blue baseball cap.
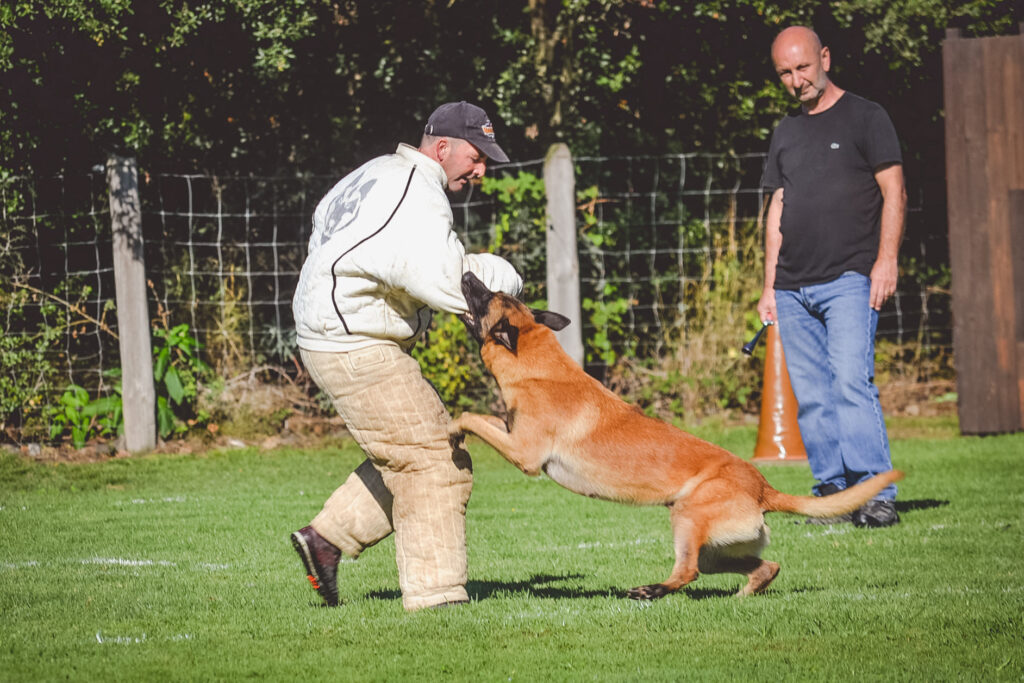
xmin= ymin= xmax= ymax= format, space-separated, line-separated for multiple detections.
xmin=424 ymin=101 xmax=509 ymax=163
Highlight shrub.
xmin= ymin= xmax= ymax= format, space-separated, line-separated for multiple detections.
xmin=609 ymin=219 xmax=765 ymax=421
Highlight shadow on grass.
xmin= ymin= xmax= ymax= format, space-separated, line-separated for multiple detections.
xmin=363 ymin=573 xmax=741 ymax=603
xmin=364 ymin=573 xmax=614 ymax=602
xmin=681 ymin=587 xmax=737 ymax=600
xmin=469 ymin=573 xmax=621 ymax=600
xmin=895 ymin=498 xmax=949 ymax=513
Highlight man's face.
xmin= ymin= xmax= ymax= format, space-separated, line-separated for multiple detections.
xmin=772 ymin=35 xmax=830 ymax=105
xmin=440 ymin=139 xmax=487 ymax=192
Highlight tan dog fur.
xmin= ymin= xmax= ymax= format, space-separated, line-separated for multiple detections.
xmin=451 ymin=272 xmax=904 ymax=600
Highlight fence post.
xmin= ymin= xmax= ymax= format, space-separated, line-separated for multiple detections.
xmin=107 ymin=155 xmax=156 ymax=452
xmin=543 ymin=143 xmax=585 ymax=366
xmin=1011 ymin=189 xmax=1024 ymax=429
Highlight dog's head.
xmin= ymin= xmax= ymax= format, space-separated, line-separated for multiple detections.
xmin=459 ymin=272 xmax=570 ymax=354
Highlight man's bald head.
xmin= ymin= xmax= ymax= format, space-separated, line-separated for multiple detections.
xmin=770 ymin=25 xmax=837 ymax=112
xmin=771 ymin=26 xmax=822 ymax=61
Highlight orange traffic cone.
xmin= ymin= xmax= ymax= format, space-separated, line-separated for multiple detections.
xmin=751 ymin=323 xmax=807 ymax=463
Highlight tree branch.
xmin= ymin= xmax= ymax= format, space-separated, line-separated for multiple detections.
xmin=11 ymin=282 xmax=120 ymax=341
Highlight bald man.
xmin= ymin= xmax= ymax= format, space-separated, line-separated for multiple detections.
xmin=758 ymin=27 xmax=907 ymax=527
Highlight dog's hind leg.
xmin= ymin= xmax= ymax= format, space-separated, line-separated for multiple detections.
xmin=699 ymin=552 xmax=780 ymax=597
xmin=626 ymin=505 xmax=704 ymax=600
xmin=698 ymin=525 xmax=779 ymax=597
xmin=736 ymin=559 xmax=780 ymax=596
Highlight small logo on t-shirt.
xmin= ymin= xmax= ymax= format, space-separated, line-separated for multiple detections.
xmin=830 ymin=142 xmax=840 ymax=150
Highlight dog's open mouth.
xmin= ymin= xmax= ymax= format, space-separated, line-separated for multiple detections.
xmin=458 ymin=311 xmax=484 ymax=343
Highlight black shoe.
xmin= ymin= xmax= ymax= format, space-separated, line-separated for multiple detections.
xmin=290 ymin=526 xmax=341 ymax=606
xmin=852 ymin=499 xmax=900 ymax=528
xmin=805 ymin=483 xmax=853 ymax=525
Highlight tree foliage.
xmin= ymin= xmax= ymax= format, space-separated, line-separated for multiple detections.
xmin=0 ymin=0 xmax=1016 ymax=175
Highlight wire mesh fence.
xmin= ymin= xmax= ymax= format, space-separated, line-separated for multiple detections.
xmin=1 ymin=151 xmax=951 ymax=421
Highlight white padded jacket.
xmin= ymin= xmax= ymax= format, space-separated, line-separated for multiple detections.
xmin=293 ymin=144 xmax=523 ymax=352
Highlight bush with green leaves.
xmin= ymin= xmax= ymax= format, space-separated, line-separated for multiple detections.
xmin=47 ymin=384 xmax=121 ymax=448
xmin=480 ymin=170 xmax=548 ymax=302
xmin=0 ymin=297 xmax=65 ymax=441
xmin=151 ymin=323 xmax=213 ymax=438
xmin=47 ymin=322 xmax=213 ymax=446
xmin=413 ymin=313 xmax=493 ymax=413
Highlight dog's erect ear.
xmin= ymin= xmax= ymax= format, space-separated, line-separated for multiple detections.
xmin=532 ymin=309 xmax=571 ymax=331
xmin=489 ymin=317 xmax=519 ymax=354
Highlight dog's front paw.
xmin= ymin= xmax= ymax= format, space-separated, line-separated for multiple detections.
xmin=626 ymin=583 xmax=671 ymax=601
xmin=447 ymin=419 xmax=468 ymax=448
xmin=448 ymin=420 xmax=465 ymax=439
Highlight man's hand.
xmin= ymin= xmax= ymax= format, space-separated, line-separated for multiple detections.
xmin=871 ymin=163 xmax=905 ymax=311
xmin=869 ymin=257 xmax=898 ymax=311
xmin=756 ymin=288 xmax=777 ymax=325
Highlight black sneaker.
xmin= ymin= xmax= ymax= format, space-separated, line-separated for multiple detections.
xmin=805 ymin=483 xmax=853 ymax=525
xmin=852 ymin=499 xmax=900 ymax=528
xmin=290 ymin=526 xmax=342 ymax=606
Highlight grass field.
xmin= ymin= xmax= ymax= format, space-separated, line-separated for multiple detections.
xmin=2 ymin=418 xmax=1022 ymax=681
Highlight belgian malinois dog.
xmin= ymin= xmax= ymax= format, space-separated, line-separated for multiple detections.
xmin=451 ymin=272 xmax=903 ymax=599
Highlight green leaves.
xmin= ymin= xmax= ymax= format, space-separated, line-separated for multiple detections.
xmin=2 ymin=0 xmax=1019 ymax=175
xmin=47 ymin=384 xmax=120 ymax=448
xmin=48 ymin=322 xmax=213 ymax=446
xmin=151 ymin=323 xmax=210 ymax=437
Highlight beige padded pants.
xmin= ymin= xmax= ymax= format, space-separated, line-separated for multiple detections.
xmin=300 ymin=345 xmax=473 ymax=611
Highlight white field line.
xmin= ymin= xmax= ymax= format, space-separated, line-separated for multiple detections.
xmin=575 ymin=538 xmax=661 ymax=550
xmin=531 ymin=537 xmax=662 ymax=553
xmin=83 ymin=557 xmax=177 ymax=567
xmin=114 ymin=496 xmax=188 ymax=505
xmin=3 ymin=558 xmax=231 ymax=570
xmin=94 ymin=632 xmax=196 ymax=645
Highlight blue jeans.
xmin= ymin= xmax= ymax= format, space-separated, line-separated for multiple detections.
xmin=775 ymin=272 xmax=896 ymax=501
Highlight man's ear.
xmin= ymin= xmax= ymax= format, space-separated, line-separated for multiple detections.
xmin=532 ymin=309 xmax=571 ymax=331
xmin=489 ymin=318 xmax=519 ymax=354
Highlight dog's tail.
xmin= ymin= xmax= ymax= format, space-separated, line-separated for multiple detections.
xmin=762 ymin=470 xmax=904 ymax=518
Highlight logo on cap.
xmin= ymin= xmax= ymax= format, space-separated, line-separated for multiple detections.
xmin=481 ymin=121 xmax=495 ymax=140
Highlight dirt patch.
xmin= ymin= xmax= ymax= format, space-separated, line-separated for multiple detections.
xmin=5 ymin=377 xmax=959 ymax=465
xmin=6 ymin=415 xmax=350 ymax=464
xmin=879 ymin=379 xmax=958 ymax=418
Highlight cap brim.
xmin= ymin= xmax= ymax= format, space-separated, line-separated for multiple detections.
xmin=476 ymin=139 xmax=509 ymax=164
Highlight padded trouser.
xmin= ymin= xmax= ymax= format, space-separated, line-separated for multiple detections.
xmin=300 ymin=345 xmax=473 ymax=611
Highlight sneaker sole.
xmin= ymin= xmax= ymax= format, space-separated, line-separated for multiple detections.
xmin=290 ymin=531 xmax=338 ymax=606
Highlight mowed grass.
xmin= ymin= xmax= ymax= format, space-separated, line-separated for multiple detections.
xmin=1 ymin=419 xmax=1022 ymax=681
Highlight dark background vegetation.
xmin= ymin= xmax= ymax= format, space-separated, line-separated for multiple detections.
xmin=1 ymin=1 xmax=1017 ymax=174
xmin=2 ymin=0 xmax=1017 ymax=284
xmin=0 ymin=1 xmax=1018 ymax=448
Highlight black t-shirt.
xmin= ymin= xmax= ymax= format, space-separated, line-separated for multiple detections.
xmin=761 ymin=92 xmax=902 ymax=290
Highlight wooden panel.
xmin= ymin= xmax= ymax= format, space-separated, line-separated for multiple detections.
xmin=944 ymin=31 xmax=996 ymax=433
xmin=1011 ymin=190 xmax=1024 ymax=429
xmin=984 ymin=35 xmax=1024 ymax=431
xmin=943 ymin=30 xmax=1024 ymax=434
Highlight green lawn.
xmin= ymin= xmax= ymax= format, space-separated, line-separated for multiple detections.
xmin=1 ymin=420 xmax=1022 ymax=681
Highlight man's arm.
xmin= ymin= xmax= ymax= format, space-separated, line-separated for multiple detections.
xmin=869 ymin=163 xmax=906 ymax=311
xmin=757 ymin=187 xmax=784 ymax=324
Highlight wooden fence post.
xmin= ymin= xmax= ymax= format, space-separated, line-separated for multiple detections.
xmin=543 ymin=143 xmax=585 ymax=366
xmin=1012 ymin=189 xmax=1024 ymax=430
xmin=943 ymin=27 xmax=1024 ymax=434
xmin=107 ymin=155 xmax=156 ymax=452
